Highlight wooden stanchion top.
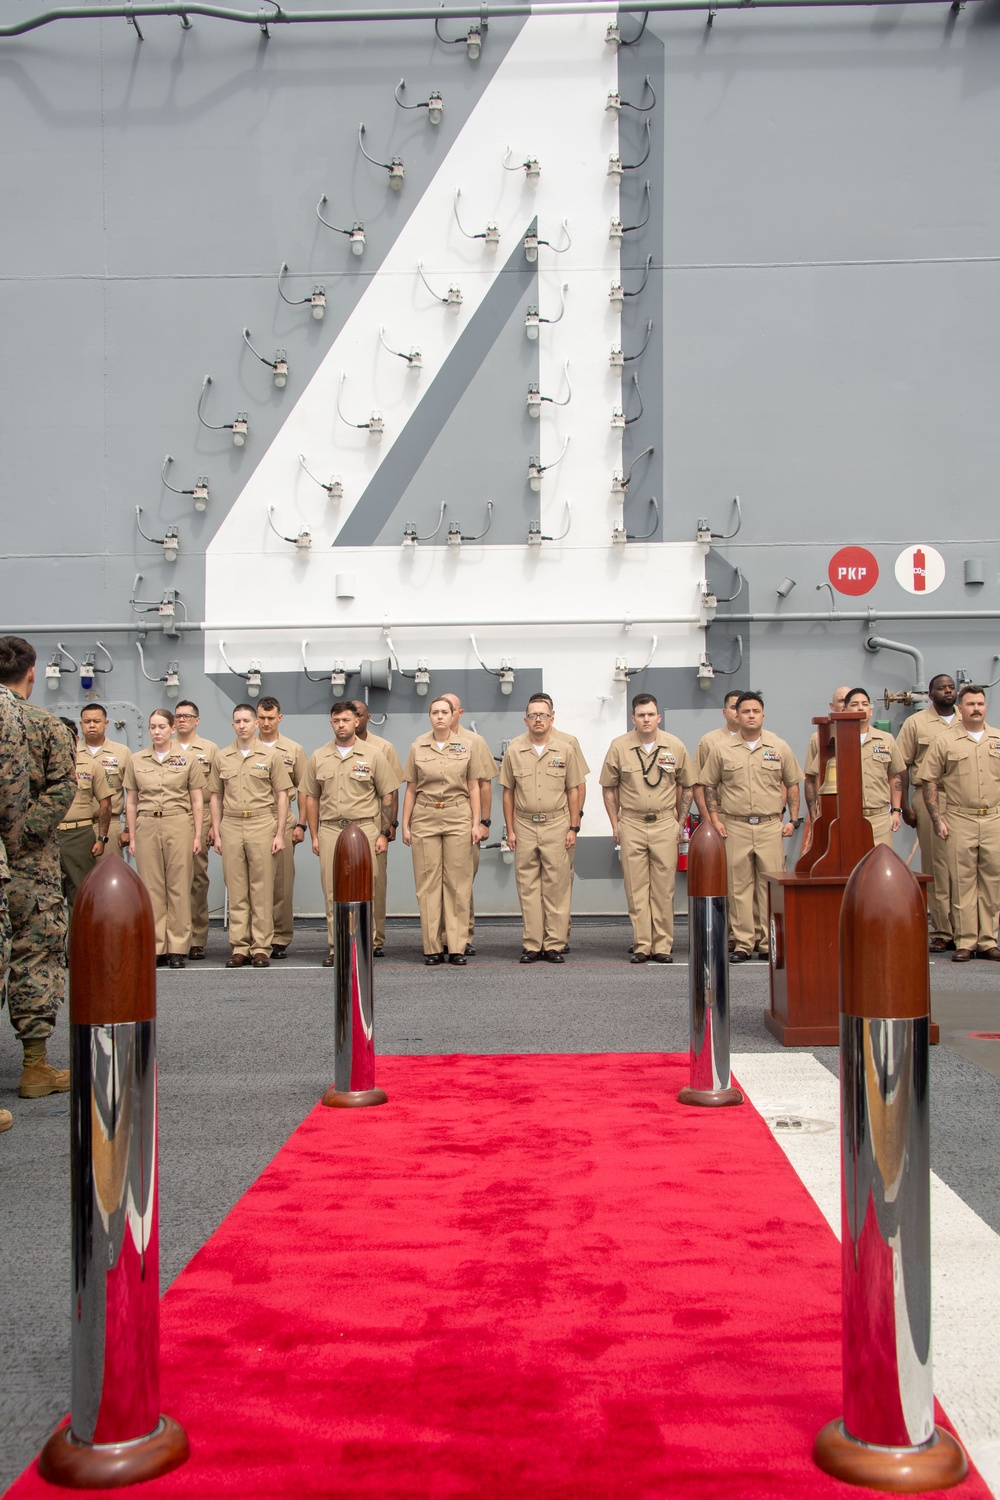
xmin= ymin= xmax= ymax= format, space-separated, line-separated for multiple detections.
xmin=687 ymin=818 xmax=728 ymax=899
xmin=69 ymin=858 xmax=157 ymax=1025
xmin=334 ymin=822 xmax=374 ymax=904
xmin=840 ymin=844 xmax=930 ymax=1019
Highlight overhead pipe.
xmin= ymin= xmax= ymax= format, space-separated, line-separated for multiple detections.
xmin=0 ymin=0 xmax=982 ymax=38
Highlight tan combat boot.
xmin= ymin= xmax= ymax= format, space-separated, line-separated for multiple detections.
xmin=0 ymin=1108 xmax=12 ymax=1132
xmin=19 ymin=1039 xmax=70 ymax=1098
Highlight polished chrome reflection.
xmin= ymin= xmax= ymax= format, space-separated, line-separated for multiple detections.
xmin=333 ymin=899 xmax=375 ymax=1093
xmin=70 ymin=1019 xmax=159 ymax=1446
xmin=840 ymin=1014 xmax=933 ymax=1450
xmin=689 ymin=895 xmax=732 ymax=1091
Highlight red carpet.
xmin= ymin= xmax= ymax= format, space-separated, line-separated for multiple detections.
xmin=9 ymin=1054 xmax=988 ymax=1499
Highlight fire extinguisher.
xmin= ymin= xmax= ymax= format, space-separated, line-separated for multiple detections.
xmin=913 ymin=548 xmax=926 ymax=593
xmin=677 ymin=813 xmax=692 ymax=872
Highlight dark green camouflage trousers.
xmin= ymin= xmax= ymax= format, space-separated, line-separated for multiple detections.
xmin=4 ymin=843 xmax=67 ymax=1044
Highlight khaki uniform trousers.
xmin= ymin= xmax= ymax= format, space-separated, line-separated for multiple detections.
xmin=319 ymin=820 xmax=378 ymax=949
xmin=864 ymin=808 xmax=893 ymax=849
xmin=222 ymin=813 xmax=277 ymax=958
xmin=410 ymin=800 xmax=473 ymax=957
xmin=59 ymin=824 xmax=98 ymax=914
xmin=914 ymin=791 xmax=957 ymax=941
xmin=374 ymin=845 xmax=389 ymax=950
xmin=190 ymin=809 xmax=214 ymax=947
xmin=514 ymin=813 xmax=572 ymax=954
xmin=135 ymin=813 xmax=194 ymax=956
xmin=272 ymin=811 xmax=297 ymax=947
xmin=619 ymin=812 xmax=679 ymax=956
xmin=947 ymin=809 xmax=1000 ymax=953
xmin=723 ymin=816 xmax=785 ymax=955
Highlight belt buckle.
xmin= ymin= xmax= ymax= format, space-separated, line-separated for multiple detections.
xmin=242 ymin=811 xmax=251 ymax=819
xmin=644 ymin=814 xmax=657 ymax=823
xmin=531 ymin=814 xmax=547 ymax=823
xmin=980 ymin=806 xmax=989 ymax=816
xmin=434 ymin=801 xmax=445 ymax=809
xmin=747 ymin=815 xmax=760 ymax=825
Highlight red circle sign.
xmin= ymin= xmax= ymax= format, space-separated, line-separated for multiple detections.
xmin=828 ymin=547 xmax=879 ymax=596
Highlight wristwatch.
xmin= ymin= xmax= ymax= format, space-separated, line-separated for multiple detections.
xmin=295 ymin=823 xmax=307 ymax=831
xmin=789 ymin=818 xmax=804 ymax=829
xmin=480 ymin=818 xmax=491 ymax=827
xmin=569 ymin=825 xmax=581 ymax=833
xmin=98 ymin=835 xmax=109 ymax=845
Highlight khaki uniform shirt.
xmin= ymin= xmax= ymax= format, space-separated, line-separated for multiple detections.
xmin=600 ymin=730 xmax=694 ymax=819
xmin=697 ymin=732 xmax=803 ymax=817
xmin=499 ymin=733 xmax=589 ymax=819
xmin=922 ymin=724 xmax=1000 ymax=811
xmin=403 ymin=733 xmax=479 ymax=803
xmin=696 ymin=726 xmax=739 ymax=774
xmin=896 ymin=707 xmax=960 ymax=785
xmin=358 ymin=730 xmax=405 ymax=781
xmin=84 ymin=737 xmax=131 ymax=816
xmin=62 ymin=746 xmax=114 ymax=825
xmin=857 ymin=728 xmax=905 ymax=811
xmin=124 ymin=747 xmax=207 ymax=816
xmin=304 ymin=741 xmax=400 ymax=824
xmin=257 ymin=733 xmax=308 ymax=820
xmin=212 ymin=742 xmax=293 ymax=817
xmin=173 ymin=735 xmax=218 ymax=808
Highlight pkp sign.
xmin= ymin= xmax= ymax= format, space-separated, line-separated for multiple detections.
xmin=828 ymin=547 xmax=879 ymax=597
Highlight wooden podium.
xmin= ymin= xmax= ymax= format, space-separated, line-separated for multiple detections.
xmin=765 ymin=712 xmax=938 ymax=1047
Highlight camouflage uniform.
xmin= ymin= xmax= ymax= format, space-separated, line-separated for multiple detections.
xmin=0 ymin=684 xmax=30 ymax=983
xmin=5 ymin=699 xmax=75 ymax=1043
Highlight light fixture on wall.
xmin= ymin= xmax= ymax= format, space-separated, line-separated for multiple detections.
xmin=502 ymin=147 xmax=540 ymax=183
xmin=611 ymin=636 xmax=658 ymax=691
xmin=378 ymin=326 xmax=422 ymax=370
xmin=454 ymin=189 xmax=500 ymax=252
xmin=414 ymin=662 xmax=431 ymax=696
xmin=776 ymin=577 xmax=796 ymax=598
xmin=605 ymin=75 xmax=656 ymax=114
xmin=610 ymin=180 xmax=652 ymax=243
xmin=130 ymin=577 xmax=181 ymax=634
xmin=614 ymin=495 xmax=659 ymax=543
xmin=525 ymin=502 xmax=572 ymax=546
xmin=337 ymin=373 xmax=384 ymax=441
xmin=522 ymin=220 xmax=571 ymax=262
xmin=619 ymin=319 xmax=654 ymax=366
xmin=605 ymin=13 xmax=648 ymax=49
xmin=696 ymin=653 xmax=715 ymax=691
xmin=607 ymin=154 xmax=624 ymax=180
xmin=267 ymin=506 xmax=312 ymax=554
xmin=470 ymin=634 xmax=517 ymax=694
xmin=277 ymin=263 xmax=326 ymax=319
xmin=700 ymin=583 xmax=719 ymax=622
xmin=526 ymin=362 xmax=571 ymax=419
xmin=135 ymin=507 xmax=180 ymax=562
xmin=395 ymin=79 xmax=444 ymax=124
xmin=524 ymin=282 xmax=568 ymax=341
xmin=527 ymin=436 xmax=570 ymax=491
xmin=613 ymin=445 xmax=654 ymax=498
xmin=302 ymin=641 xmax=349 ymax=695
xmin=359 ymin=123 xmax=404 ymax=189
xmin=298 ymin=453 xmax=343 ymax=501
xmin=78 ymin=642 xmax=113 ymax=693
xmin=219 ymin=640 xmax=262 ymax=698
xmin=198 ymin=375 xmax=248 ymax=446
xmin=417 ymin=261 xmax=463 ymax=313
xmin=162 ymin=456 xmax=210 ymax=512
xmin=316 ymin=197 xmax=367 ymax=255
xmin=242 ymin=328 xmax=289 ymax=388
xmin=445 ymin=501 xmax=493 ymax=549
xmin=609 ymin=282 xmax=624 ymax=312
xmin=44 ymin=646 xmax=75 ymax=691
xmin=434 ymin=14 xmax=485 ymax=58
xmin=135 ymin=639 xmax=181 ymax=697
xmin=402 ymin=503 xmax=447 ymax=547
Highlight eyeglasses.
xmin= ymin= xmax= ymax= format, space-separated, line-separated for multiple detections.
xmin=526 ymin=712 xmax=552 ymax=720
xmin=174 ymin=712 xmax=196 ymax=720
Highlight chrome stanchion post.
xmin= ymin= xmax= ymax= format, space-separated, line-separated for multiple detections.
xmin=813 ymin=844 xmax=967 ymax=1491
xmin=39 ymin=858 xmax=189 ymax=1488
xmin=679 ymin=819 xmax=743 ymax=1108
xmin=322 ymin=823 xmax=388 ymax=1108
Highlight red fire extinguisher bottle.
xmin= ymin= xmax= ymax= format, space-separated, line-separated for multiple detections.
xmin=913 ymin=548 xmax=926 ymax=592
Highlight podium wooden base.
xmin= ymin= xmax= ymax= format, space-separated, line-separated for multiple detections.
xmin=766 ymin=872 xmax=938 ymax=1048
xmin=678 ymin=1086 xmax=744 ymax=1108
